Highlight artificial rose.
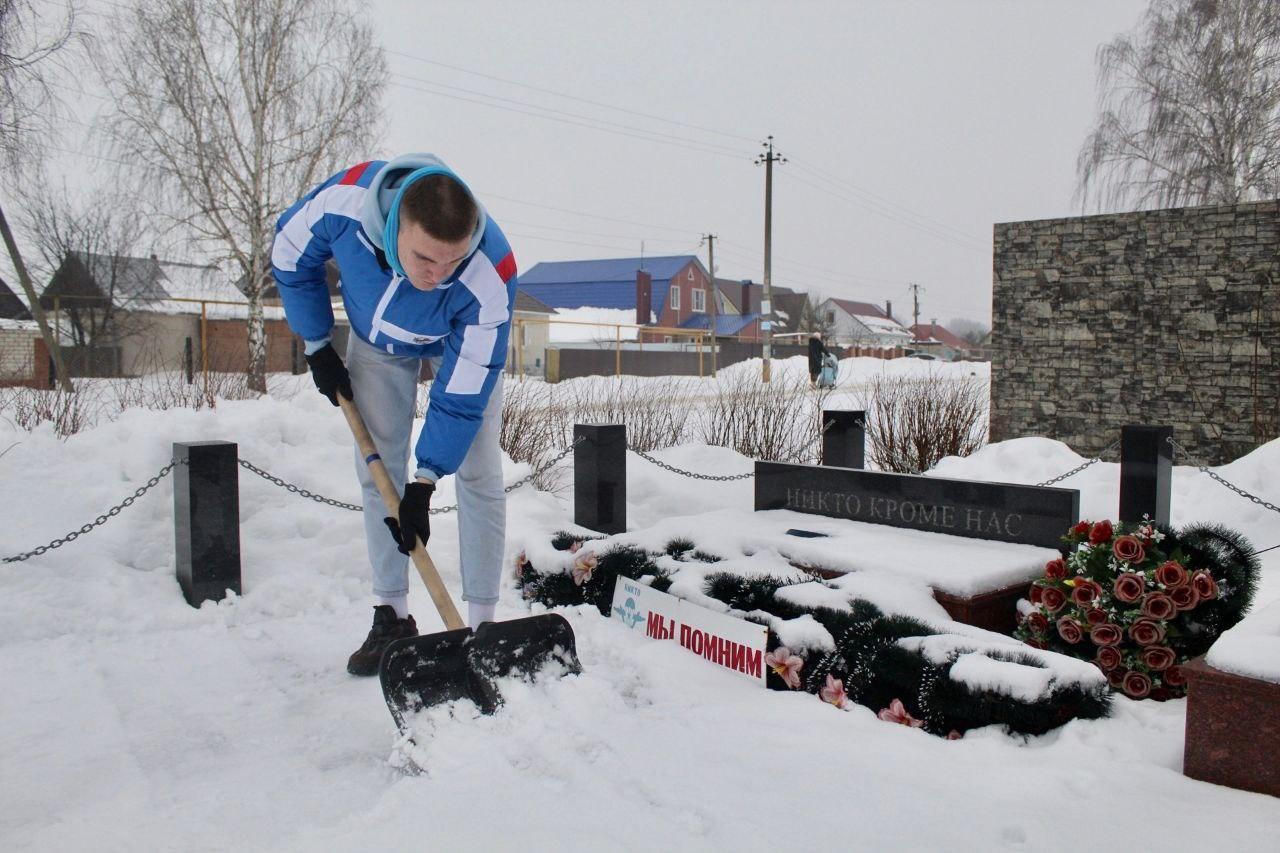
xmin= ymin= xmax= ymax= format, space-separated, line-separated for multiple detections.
xmin=1107 ymin=668 xmax=1128 ymax=690
xmin=571 ymin=551 xmax=599 ymax=586
xmin=1191 ymin=570 xmax=1219 ymax=601
xmin=1028 ymin=583 xmax=1044 ymax=605
xmin=1026 ymin=612 xmax=1049 ymax=635
xmin=1044 ymin=558 xmax=1067 ymax=580
xmin=513 ymin=550 xmax=528 ymax=580
xmin=1057 ymin=616 xmax=1084 ymax=644
xmin=1150 ymin=687 xmax=1174 ymax=702
xmin=1122 ymin=670 xmax=1153 ymax=699
xmin=765 ymin=646 xmax=804 ymax=689
xmin=1129 ymin=618 xmax=1166 ymax=646
xmin=820 ymin=674 xmax=850 ymax=710
xmin=1070 ymin=520 xmax=1092 ymax=537
xmin=1071 ymin=579 xmax=1102 ymax=607
xmin=1096 ymin=646 xmax=1122 ymax=671
xmin=1113 ymin=572 xmax=1146 ymax=604
xmin=1155 ymin=560 xmax=1188 ymax=588
xmin=1112 ymin=535 xmax=1146 ymax=563
xmin=568 ymin=540 xmax=583 ymax=553
xmin=1141 ymin=593 xmax=1177 ymax=621
xmin=1088 ymin=520 xmax=1114 ymax=545
xmin=1085 ymin=607 xmax=1108 ymax=626
xmin=1163 ymin=665 xmax=1187 ymax=687
xmin=1170 ymin=584 xmax=1200 ymax=611
xmin=876 ymin=697 xmax=923 ymax=727
xmin=1090 ymin=623 xmax=1123 ymax=647
xmin=946 ymin=730 xmax=963 ymax=741
xmin=1141 ymin=645 xmax=1176 ymax=671
xmin=1041 ymin=587 xmax=1067 ymax=613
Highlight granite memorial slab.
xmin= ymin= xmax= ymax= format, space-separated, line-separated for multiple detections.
xmin=756 ymin=460 xmax=1079 ymax=549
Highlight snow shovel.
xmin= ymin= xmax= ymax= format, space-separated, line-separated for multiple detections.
xmin=336 ymin=396 xmax=582 ymax=729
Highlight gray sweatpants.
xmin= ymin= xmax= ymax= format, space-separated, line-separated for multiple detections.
xmin=346 ymin=333 xmax=506 ymax=604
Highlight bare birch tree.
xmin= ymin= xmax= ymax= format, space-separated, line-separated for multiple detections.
xmin=0 ymin=0 xmax=85 ymax=391
xmin=100 ymin=0 xmax=386 ymax=392
xmin=1077 ymin=0 xmax=1280 ymax=211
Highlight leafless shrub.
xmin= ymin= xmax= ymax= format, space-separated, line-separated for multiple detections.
xmin=701 ymin=371 xmax=823 ymax=463
xmin=860 ymin=373 xmax=988 ymax=473
xmin=0 ymin=381 xmax=101 ymax=437
xmin=555 ymin=376 xmax=698 ymax=453
xmin=500 ymin=380 xmax=564 ymax=491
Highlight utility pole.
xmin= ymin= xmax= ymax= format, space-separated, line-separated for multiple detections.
xmin=702 ymin=233 xmax=717 ymax=377
xmin=755 ymin=135 xmax=784 ymax=382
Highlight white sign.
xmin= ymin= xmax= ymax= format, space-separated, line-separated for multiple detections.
xmin=610 ymin=577 xmax=768 ymax=686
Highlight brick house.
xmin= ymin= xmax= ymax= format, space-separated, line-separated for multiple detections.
xmin=42 ymin=251 xmax=310 ymax=376
xmin=519 ymin=255 xmax=791 ymax=343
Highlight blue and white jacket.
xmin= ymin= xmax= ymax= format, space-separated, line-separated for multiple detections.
xmin=271 ymin=154 xmax=516 ymax=482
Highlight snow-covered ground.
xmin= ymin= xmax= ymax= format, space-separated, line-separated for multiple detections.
xmin=2 ymin=360 xmax=1278 ymax=850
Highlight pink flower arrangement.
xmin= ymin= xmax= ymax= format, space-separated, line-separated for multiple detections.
xmin=571 ymin=551 xmax=598 ymax=586
xmin=765 ymin=646 xmax=804 ymax=689
xmin=819 ymin=674 xmax=850 ymax=709
xmin=877 ymin=698 xmax=923 ymax=728
xmin=1014 ymin=517 xmax=1235 ymax=701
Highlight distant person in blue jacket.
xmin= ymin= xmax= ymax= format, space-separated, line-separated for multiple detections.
xmin=271 ymin=154 xmax=515 ymax=675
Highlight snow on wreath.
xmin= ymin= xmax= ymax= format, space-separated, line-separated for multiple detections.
xmin=515 ymin=531 xmax=1111 ymax=738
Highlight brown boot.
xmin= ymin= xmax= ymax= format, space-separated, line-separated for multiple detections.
xmin=347 ymin=605 xmax=418 ymax=676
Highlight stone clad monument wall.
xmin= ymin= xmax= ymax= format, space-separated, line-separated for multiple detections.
xmin=992 ymin=200 xmax=1279 ymax=464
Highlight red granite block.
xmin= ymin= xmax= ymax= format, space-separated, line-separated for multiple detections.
xmin=933 ymin=580 xmax=1026 ymax=634
xmin=1183 ymin=656 xmax=1280 ymax=799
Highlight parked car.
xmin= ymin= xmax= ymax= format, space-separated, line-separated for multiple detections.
xmin=907 ymin=352 xmax=938 ymax=360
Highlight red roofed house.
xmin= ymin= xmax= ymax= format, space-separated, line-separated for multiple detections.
xmin=908 ymin=321 xmax=978 ymax=361
xmin=819 ymin=297 xmax=912 ymax=348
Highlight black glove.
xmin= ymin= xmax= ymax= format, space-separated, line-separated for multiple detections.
xmin=384 ymin=481 xmax=434 ymax=555
xmin=303 ymin=342 xmax=352 ymax=406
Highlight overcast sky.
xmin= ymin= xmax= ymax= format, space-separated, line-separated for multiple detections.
xmin=22 ymin=0 xmax=1154 ymax=326
xmin=368 ymin=0 xmax=1153 ymax=325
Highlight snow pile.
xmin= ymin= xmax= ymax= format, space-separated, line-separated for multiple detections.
xmin=902 ymin=634 xmax=1104 ymax=702
xmin=1207 ymin=596 xmax=1280 ymax=684
xmin=1 ymin=369 xmax=1279 ymax=848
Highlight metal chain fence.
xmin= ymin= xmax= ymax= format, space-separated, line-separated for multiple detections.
xmin=238 ymin=436 xmax=586 ymax=515
xmin=4 ymin=438 xmax=586 ymax=564
xmin=631 ymin=447 xmax=755 ymax=481
xmin=1036 ymin=440 xmax=1120 ymax=488
xmin=3 ymin=458 xmax=187 ymax=563
xmin=1166 ymin=437 xmax=1280 ymax=557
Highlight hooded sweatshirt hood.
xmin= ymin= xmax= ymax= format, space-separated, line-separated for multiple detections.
xmin=359 ymin=153 xmax=488 ymax=270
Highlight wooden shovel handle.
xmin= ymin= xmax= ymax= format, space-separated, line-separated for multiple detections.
xmin=338 ymin=395 xmax=466 ymax=631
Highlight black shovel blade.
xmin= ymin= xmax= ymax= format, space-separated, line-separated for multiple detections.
xmin=379 ymin=627 xmax=483 ymax=729
xmin=378 ymin=614 xmax=583 ymax=729
xmin=466 ymin=613 xmax=583 ymax=704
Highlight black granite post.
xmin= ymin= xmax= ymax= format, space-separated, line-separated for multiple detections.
xmin=174 ymin=441 xmax=241 ymax=606
xmin=574 ymin=424 xmax=626 ymax=534
xmin=1119 ymin=425 xmax=1172 ymax=526
xmin=822 ymin=410 xmax=865 ymax=469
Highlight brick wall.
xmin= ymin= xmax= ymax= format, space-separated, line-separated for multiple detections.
xmin=0 ymin=328 xmax=40 ymax=387
xmin=203 ymin=318 xmax=303 ymax=374
xmin=993 ymin=200 xmax=1280 ymax=465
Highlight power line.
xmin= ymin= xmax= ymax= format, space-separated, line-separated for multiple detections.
xmin=385 ymin=49 xmax=758 ymax=146
xmin=780 ymin=168 xmax=989 ymax=254
xmin=388 ymin=74 xmax=753 ymax=163
xmin=788 ymin=157 xmax=988 ymax=246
